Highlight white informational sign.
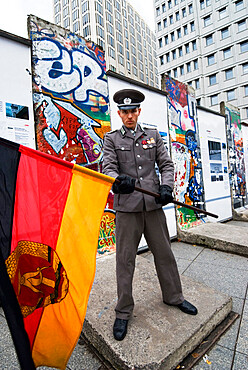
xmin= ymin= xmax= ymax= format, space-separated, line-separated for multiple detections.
xmin=107 ymin=73 xmax=177 ymax=240
xmin=242 ymin=124 xmax=248 ymax=201
xmin=197 ymin=107 xmax=232 ymax=221
xmin=0 ymin=33 xmax=35 ymax=148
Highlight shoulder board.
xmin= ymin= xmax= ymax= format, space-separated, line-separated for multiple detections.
xmin=142 ymin=126 xmax=157 ymax=131
xmin=106 ymin=129 xmax=118 ymax=135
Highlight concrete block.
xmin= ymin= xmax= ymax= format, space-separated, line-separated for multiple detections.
xmin=179 ymin=222 xmax=248 ymax=257
xmin=82 ymin=254 xmax=232 ymax=370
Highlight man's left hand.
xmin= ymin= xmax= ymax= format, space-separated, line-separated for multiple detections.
xmin=155 ymin=185 xmax=173 ymax=206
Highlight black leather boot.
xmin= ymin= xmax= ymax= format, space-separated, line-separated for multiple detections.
xmin=113 ymin=318 xmax=128 ymax=341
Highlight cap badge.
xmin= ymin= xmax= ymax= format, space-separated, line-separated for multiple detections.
xmin=124 ymin=97 xmax=132 ymax=104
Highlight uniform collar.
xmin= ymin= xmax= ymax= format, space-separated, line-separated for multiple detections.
xmin=120 ymin=124 xmax=145 ymax=138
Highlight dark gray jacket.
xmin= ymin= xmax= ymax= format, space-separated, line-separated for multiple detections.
xmin=103 ymin=124 xmax=174 ymax=212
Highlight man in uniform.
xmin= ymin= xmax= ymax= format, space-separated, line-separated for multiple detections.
xmin=103 ymin=89 xmax=197 ymax=341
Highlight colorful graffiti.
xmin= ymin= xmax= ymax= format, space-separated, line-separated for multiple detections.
xmin=164 ymin=76 xmax=206 ymax=230
xmin=28 ymin=16 xmax=115 ymax=254
xmin=224 ymin=103 xmax=247 ymax=209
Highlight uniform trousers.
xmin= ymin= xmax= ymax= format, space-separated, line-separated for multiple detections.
xmin=115 ymin=208 xmax=184 ymax=320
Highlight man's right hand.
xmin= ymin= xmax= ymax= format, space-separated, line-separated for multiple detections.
xmin=112 ymin=175 xmax=135 ymax=194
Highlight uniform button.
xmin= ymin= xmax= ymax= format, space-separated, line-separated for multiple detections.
xmin=140 ymin=177 xmax=143 ymax=180
xmin=136 ymin=143 xmax=139 ymax=147
xmin=137 ymin=154 xmax=140 ymax=158
xmin=121 ymin=147 xmax=125 ymax=150
xmin=139 ymin=166 xmax=142 ymax=170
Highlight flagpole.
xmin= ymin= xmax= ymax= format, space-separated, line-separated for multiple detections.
xmin=133 ymin=185 xmax=218 ymax=218
xmin=0 ymin=247 xmax=36 ymax=370
xmin=114 ymin=179 xmax=218 ymax=219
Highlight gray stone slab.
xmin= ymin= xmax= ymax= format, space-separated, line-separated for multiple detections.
xmin=83 ymin=254 xmax=232 ymax=370
xmin=179 ymin=222 xmax=248 ymax=257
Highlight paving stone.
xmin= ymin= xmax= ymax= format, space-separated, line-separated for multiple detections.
xmin=232 ymin=351 xmax=248 ymax=369
xmin=183 ymin=260 xmax=248 ymax=299
xmin=192 ymin=345 xmax=233 ymax=370
xmin=83 ymin=254 xmax=232 ymax=370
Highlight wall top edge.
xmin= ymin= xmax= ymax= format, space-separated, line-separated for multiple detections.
xmin=106 ymin=70 xmax=167 ymax=97
xmin=0 ymin=29 xmax=31 ymax=46
xmin=197 ymin=105 xmax=225 ymax=118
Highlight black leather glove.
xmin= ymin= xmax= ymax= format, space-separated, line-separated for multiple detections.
xmin=155 ymin=185 xmax=173 ymax=206
xmin=112 ymin=175 xmax=135 ymax=194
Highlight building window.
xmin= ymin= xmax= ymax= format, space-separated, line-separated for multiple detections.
xmin=183 ymin=25 xmax=188 ymax=35
xmin=162 ymin=3 xmax=166 ymax=12
xmin=185 ymin=43 xmax=190 ymax=53
xmin=175 ymin=12 xmax=179 ymax=21
xmin=159 ymin=38 xmax=163 ymax=48
xmin=166 ymin=53 xmax=170 ymax=62
xmin=169 ymin=15 xmax=174 ymax=24
xmin=225 ymin=68 xmax=234 ymax=80
xmin=73 ymin=21 xmax=80 ymax=33
xmin=207 ymin=54 xmax=215 ymax=65
xmin=160 ymin=56 xmax=164 ymax=65
xmin=194 ymin=59 xmax=198 ymax=70
xmin=190 ymin=21 xmax=195 ymax=31
xmin=158 ymin=22 xmax=162 ymax=31
xmin=174 ymin=68 xmax=178 ymax=78
xmin=240 ymin=41 xmax=248 ymax=53
xmin=200 ymin=0 xmax=205 ymax=10
xmin=177 ymin=28 xmax=182 ymax=38
xmin=209 ymin=74 xmax=217 ymax=85
xmin=165 ymin=35 xmax=169 ymax=44
xmin=206 ymin=34 xmax=213 ymax=46
xmin=182 ymin=8 xmax=186 ymax=17
xmin=227 ymin=89 xmax=235 ymax=101
xmin=172 ymin=50 xmax=176 ymax=59
xmin=195 ymin=79 xmax=200 ymax=89
xmin=243 ymin=63 xmax=248 ymax=74
xmin=210 ymin=94 xmax=218 ymax=106
xmin=246 ymin=107 xmax=248 ymax=118
xmin=235 ymin=0 xmax=244 ymax=12
xmin=178 ymin=46 xmax=183 ymax=56
xmin=171 ymin=32 xmax=175 ymax=41
xmin=175 ymin=0 xmax=178 ymax=5
xmin=192 ymin=40 xmax=197 ymax=50
xmin=237 ymin=19 xmax=247 ymax=32
xmin=206 ymin=0 xmax=211 ymax=6
xmin=204 ymin=15 xmax=211 ymax=27
xmin=188 ymin=4 xmax=193 ymax=13
xmin=163 ymin=18 xmax=167 ymax=27
xmin=180 ymin=65 xmax=184 ymax=75
xmin=187 ymin=62 xmax=191 ymax=72
xmin=223 ymin=47 xmax=232 ymax=59
xmin=168 ymin=0 xmax=172 ymax=9
xmin=219 ymin=7 xmax=227 ymax=19
xmin=245 ymin=85 xmax=248 ymax=96
xmin=156 ymin=7 xmax=160 ymax=16
xmin=221 ymin=27 xmax=229 ymax=39
xmin=196 ymin=98 xmax=201 ymax=106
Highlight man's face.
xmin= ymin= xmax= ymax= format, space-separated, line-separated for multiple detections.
xmin=118 ymin=108 xmax=141 ymax=130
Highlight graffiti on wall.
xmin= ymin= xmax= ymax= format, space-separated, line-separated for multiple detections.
xmin=224 ymin=103 xmax=247 ymax=208
xmin=164 ymin=76 xmax=206 ymax=229
xmin=29 ymin=16 xmax=115 ymax=254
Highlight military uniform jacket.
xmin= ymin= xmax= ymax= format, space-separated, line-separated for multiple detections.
xmin=103 ymin=124 xmax=174 ymax=212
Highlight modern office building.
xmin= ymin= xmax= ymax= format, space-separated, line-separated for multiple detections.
xmin=53 ymin=0 xmax=159 ymax=88
xmin=154 ymin=0 xmax=248 ymax=122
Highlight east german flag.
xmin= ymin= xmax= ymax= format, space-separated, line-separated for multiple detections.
xmin=0 ymin=137 xmax=114 ymax=369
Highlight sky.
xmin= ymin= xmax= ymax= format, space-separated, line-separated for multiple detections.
xmin=129 ymin=0 xmax=155 ymax=31
xmin=0 ymin=0 xmax=155 ymax=39
xmin=0 ymin=0 xmax=54 ymax=38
